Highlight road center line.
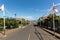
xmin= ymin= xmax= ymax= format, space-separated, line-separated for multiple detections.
xmin=28 ymin=31 xmax=31 ymax=40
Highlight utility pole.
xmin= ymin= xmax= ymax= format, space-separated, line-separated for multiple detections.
xmin=52 ymin=2 xmax=56 ymax=39
xmin=53 ymin=13 xmax=55 ymax=35
xmin=3 ymin=10 xmax=5 ymax=35
xmin=0 ymin=4 xmax=6 ymax=36
xmin=2 ymin=4 xmax=6 ymax=36
xmin=40 ymin=17 xmax=41 ymax=26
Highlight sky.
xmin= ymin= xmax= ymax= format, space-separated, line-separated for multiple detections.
xmin=0 ymin=0 xmax=60 ymax=20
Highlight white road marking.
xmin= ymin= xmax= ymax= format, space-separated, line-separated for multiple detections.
xmin=28 ymin=33 xmax=31 ymax=40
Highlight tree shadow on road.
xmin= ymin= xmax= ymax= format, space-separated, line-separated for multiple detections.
xmin=41 ymin=28 xmax=60 ymax=39
xmin=0 ymin=31 xmax=4 ymax=35
xmin=34 ymin=28 xmax=44 ymax=40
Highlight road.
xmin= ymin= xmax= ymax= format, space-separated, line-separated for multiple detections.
xmin=36 ymin=27 xmax=59 ymax=40
xmin=1 ymin=24 xmax=39 ymax=40
xmin=0 ymin=24 xmax=59 ymax=40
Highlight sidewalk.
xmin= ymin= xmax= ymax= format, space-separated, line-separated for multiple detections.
xmin=0 ymin=28 xmax=20 ymax=38
xmin=0 ymin=25 xmax=28 ymax=39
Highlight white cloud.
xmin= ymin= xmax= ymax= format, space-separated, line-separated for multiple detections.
xmin=20 ymin=16 xmax=38 ymax=21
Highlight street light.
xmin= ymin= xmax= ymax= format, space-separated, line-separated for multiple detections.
xmin=14 ymin=13 xmax=16 ymax=28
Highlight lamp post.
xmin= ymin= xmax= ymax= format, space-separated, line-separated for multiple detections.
xmin=14 ymin=14 xmax=16 ymax=26
xmin=14 ymin=13 xmax=16 ymax=20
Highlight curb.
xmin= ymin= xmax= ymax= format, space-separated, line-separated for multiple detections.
xmin=42 ymin=27 xmax=60 ymax=39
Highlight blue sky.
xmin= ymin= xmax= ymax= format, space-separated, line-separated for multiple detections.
xmin=0 ymin=0 xmax=60 ymax=20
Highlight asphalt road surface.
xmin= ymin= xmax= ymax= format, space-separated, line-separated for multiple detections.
xmin=0 ymin=24 xmax=60 ymax=40
xmin=1 ymin=24 xmax=39 ymax=40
